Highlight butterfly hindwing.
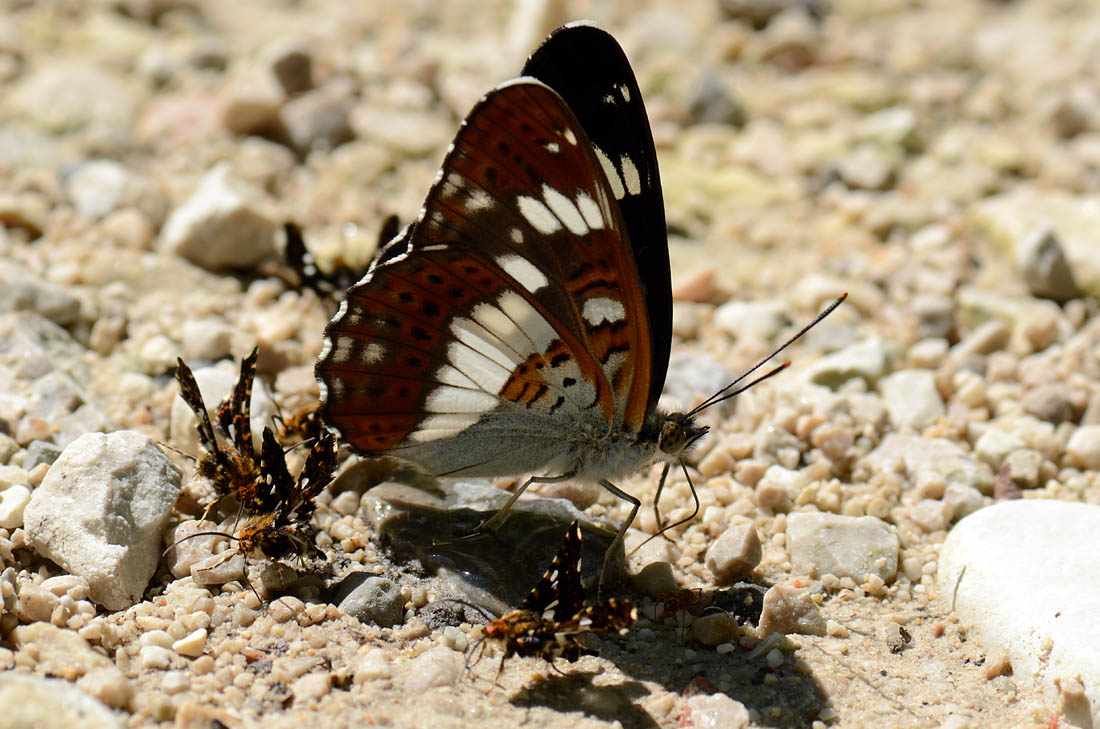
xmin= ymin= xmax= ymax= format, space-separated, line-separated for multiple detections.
xmin=518 ymin=521 xmax=585 ymax=621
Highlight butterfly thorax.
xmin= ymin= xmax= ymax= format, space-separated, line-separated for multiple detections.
xmin=566 ymin=409 xmax=709 ymax=484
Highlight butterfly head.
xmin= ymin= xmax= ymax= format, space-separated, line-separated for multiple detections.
xmin=645 ymin=411 xmax=709 ymax=460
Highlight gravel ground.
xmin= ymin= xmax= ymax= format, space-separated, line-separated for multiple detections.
xmin=1 ymin=1 xmax=1099 ymax=728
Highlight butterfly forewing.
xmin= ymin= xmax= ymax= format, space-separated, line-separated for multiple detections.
xmin=318 ymin=80 xmax=655 ymax=475
xmin=523 ymin=22 xmax=671 ymax=415
xmin=518 ymin=521 xmax=585 ymax=621
xmin=215 ymin=348 xmax=258 ymax=455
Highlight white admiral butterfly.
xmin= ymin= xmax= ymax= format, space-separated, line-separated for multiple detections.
xmin=315 ymin=22 xmax=841 ymax=586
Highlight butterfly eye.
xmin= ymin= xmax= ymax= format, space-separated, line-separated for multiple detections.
xmin=658 ymin=420 xmax=686 ymax=455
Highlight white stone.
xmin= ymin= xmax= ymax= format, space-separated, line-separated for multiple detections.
xmin=139 ymin=644 xmax=174 ymax=670
xmin=179 ymin=319 xmax=234 ymax=362
xmin=787 ymin=512 xmax=899 ymax=582
xmin=940 ymin=501 xmax=1100 ymax=729
xmin=157 ymin=163 xmax=278 ymax=269
xmin=172 ymin=628 xmax=207 ymax=658
xmin=684 ymin=694 xmax=750 ymax=729
xmin=23 ymin=431 xmax=182 ymax=610
xmin=757 ymin=583 xmax=827 ymax=638
xmin=1066 ymin=425 xmax=1100 ymax=470
xmin=705 ymin=523 xmax=762 ymax=585
xmin=402 ymin=646 xmax=462 ymax=693
xmin=712 ymin=299 xmax=789 ymax=342
xmin=353 ymin=648 xmax=392 ymax=682
xmin=974 ymin=427 xmax=1026 ymax=469
xmin=879 ymin=369 xmax=945 ymax=430
xmin=0 ymin=484 xmax=31 ymax=529
xmin=866 ymin=434 xmax=994 ymax=495
xmin=0 ymin=674 xmax=123 ymax=729
xmin=803 ymin=337 xmax=894 ymax=389
xmin=65 ymin=160 xmax=134 ymax=218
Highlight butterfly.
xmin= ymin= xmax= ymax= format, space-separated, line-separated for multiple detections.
xmin=475 ymin=521 xmax=636 ymax=673
xmin=171 ymin=350 xmax=338 ymax=571
xmin=283 ymin=216 xmax=401 ymax=302
xmin=174 ymin=348 xmax=265 ymax=519
xmin=315 ymin=22 xmax=843 ymax=586
xmin=233 ymin=426 xmax=337 ymax=562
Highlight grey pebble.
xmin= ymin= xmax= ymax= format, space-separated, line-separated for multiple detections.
xmin=157 ymin=163 xmax=278 ymax=270
xmin=1016 ymin=227 xmax=1079 ymax=302
xmin=787 ymin=512 xmax=899 ymax=582
xmin=335 ymin=574 xmax=405 ymax=628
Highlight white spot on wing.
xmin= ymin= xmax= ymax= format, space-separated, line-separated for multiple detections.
xmin=575 ymin=192 xmax=604 ymax=230
xmin=620 ymin=155 xmax=641 ymax=196
xmin=582 ymin=297 xmax=626 ymax=326
xmin=593 ymin=146 xmax=625 ymax=200
xmin=332 ymin=338 xmax=354 ymax=364
xmin=494 ymin=291 xmax=558 ymax=352
xmin=619 ymin=84 xmax=631 ymax=102
xmin=517 ymin=195 xmax=562 ymax=235
xmin=410 ymin=412 xmax=479 ymax=442
xmin=563 ymin=128 xmax=577 ymax=145
xmin=362 ymin=342 xmax=386 ymax=363
xmin=497 ymin=254 xmax=549 ymax=292
xmin=465 ymin=188 xmax=492 ymax=213
xmin=602 ymin=94 xmax=615 ymax=105
xmin=424 ymin=386 xmax=497 ymax=413
xmin=541 ymin=185 xmax=588 ymax=235
xmin=544 ymin=141 xmax=560 ymax=154
xmin=510 ymin=228 xmax=523 ymax=243
xmin=441 ymin=172 xmax=464 ymax=198
xmin=436 ymin=364 xmax=477 ymax=389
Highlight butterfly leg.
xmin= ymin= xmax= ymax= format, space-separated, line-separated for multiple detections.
xmin=632 ymin=460 xmax=703 ymax=555
xmin=596 ymin=479 xmax=641 ymax=597
xmin=472 ymin=472 xmax=576 ymax=534
xmin=650 ymin=462 xmax=674 ymax=543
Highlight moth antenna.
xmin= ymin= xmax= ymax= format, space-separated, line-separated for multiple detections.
xmin=157 ymin=441 xmax=196 ymax=462
xmin=162 ymin=530 xmax=237 ymax=557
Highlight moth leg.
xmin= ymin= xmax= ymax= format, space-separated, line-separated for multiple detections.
xmin=596 ymin=479 xmax=641 ymax=599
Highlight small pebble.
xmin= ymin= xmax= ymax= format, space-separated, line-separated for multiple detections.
xmin=757 ymin=584 xmax=827 ymax=638
xmin=684 ymin=693 xmax=750 ymax=729
xmin=353 ymin=648 xmax=392 ymax=683
xmin=1065 ymin=425 xmax=1100 ymax=470
xmin=705 ymin=523 xmax=762 ymax=584
xmin=291 ymin=672 xmax=332 ymax=702
xmin=691 ymin=612 xmax=739 ymax=646
xmin=140 ymin=645 xmax=175 ymax=670
xmin=172 ymin=628 xmax=207 ymax=658
xmin=402 ymin=646 xmax=462 ymax=693
xmin=631 ymin=561 xmax=679 ymax=598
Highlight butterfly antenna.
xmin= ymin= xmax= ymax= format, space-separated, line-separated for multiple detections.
xmin=689 ymin=293 xmax=847 ymax=417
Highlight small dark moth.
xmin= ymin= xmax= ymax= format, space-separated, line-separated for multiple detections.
xmin=472 ymin=521 xmax=636 ymax=679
